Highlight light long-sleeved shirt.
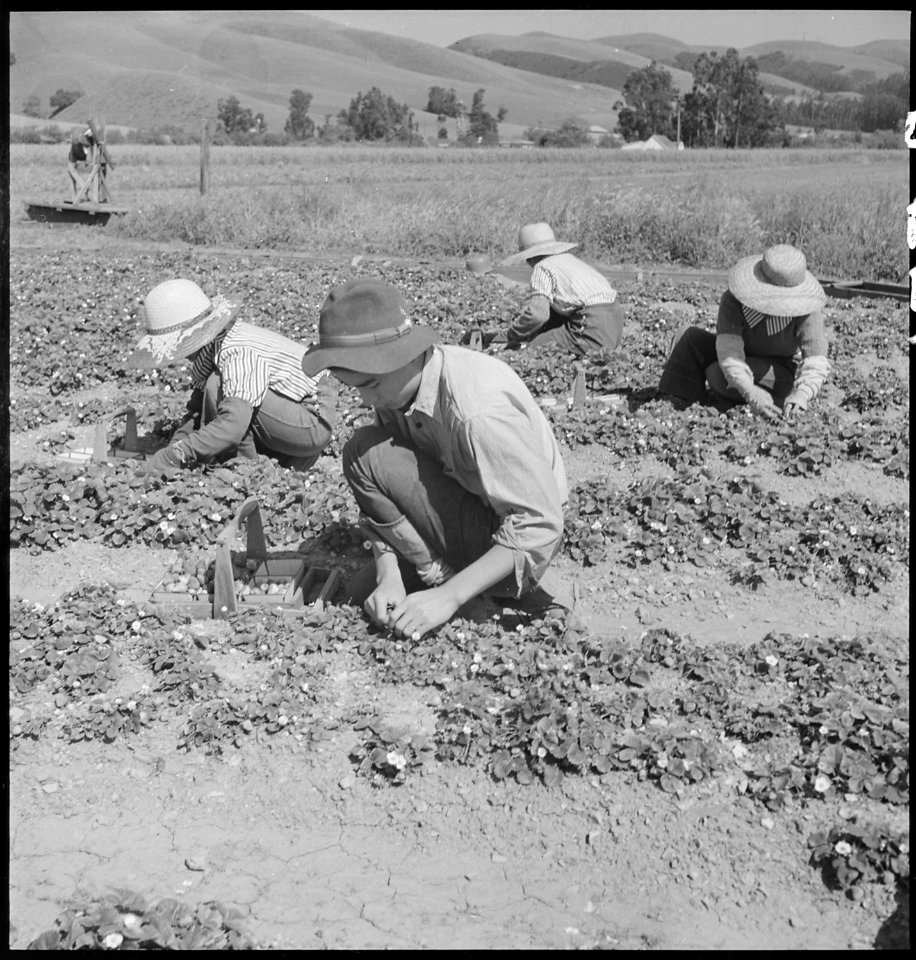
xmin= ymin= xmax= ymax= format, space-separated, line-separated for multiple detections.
xmin=715 ymin=290 xmax=830 ymax=408
xmin=510 ymin=252 xmax=618 ymax=343
xmin=375 ymin=345 xmax=568 ymax=592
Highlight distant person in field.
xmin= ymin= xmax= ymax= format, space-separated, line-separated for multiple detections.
xmin=657 ymin=244 xmax=830 ymax=422
xmin=301 ymin=278 xmax=571 ymax=640
xmin=498 ymin=222 xmax=625 ymax=357
xmin=66 ymin=126 xmax=95 ymax=202
xmin=131 ymin=278 xmax=336 ymax=476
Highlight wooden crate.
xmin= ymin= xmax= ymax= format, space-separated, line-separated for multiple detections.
xmin=56 ymin=408 xmax=155 ymax=463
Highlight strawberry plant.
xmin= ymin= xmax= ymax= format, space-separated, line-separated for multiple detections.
xmin=27 ymin=888 xmax=259 ymax=949
xmin=349 ymin=718 xmax=433 ymax=786
xmin=809 ymin=823 xmax=909 ymax=901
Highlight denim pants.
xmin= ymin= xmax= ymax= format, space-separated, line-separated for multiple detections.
xmin=658 ymin=326 xmax=796 ymax=403
xmin=342 ymin=425 xmax=524 ymax=599
xmin=202 ymin=373 xmax=335 ymax=470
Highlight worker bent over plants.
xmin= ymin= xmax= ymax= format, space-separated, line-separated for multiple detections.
xmin=131 ymin=278 xmax=336 ymax=476
xmin=301 ymin=278 xmax=572 ymax=640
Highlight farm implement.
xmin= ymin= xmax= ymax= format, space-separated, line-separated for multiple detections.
xmin=25 ymin=116 xmax=131 ymax=226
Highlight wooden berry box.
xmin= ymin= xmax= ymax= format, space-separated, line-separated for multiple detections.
xmin=57 ymin=407 xmax=160 ymax=463
xmin=149 ymin=497 xmax=341 ymax=620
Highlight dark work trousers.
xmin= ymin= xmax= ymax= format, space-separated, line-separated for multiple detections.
xmin=341 ymin=424 xmax=549 ymax=605
xmin=200 ymin=372 xmax=336 ymax=470
xmin=511 ymin=302 xmax=625 ymax=357
xmin=658 ymin=326 xmax=796 ymax=403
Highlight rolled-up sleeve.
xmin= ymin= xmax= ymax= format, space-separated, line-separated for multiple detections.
xmin=454 ymin=412 xmax=565 ymax=593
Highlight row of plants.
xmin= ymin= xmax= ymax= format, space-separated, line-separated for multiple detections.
xmin=8 ymin=457 xmax=364 ymax=556
xmin=11 ymin=586 xmax=907 ymax=804
xmin=9 ymin=253 xmax=907 ymax=408
xmin=564 ymin=466 xmax=908 ymax=594
xmin=8 ymin=452 xmax=908 ymax=599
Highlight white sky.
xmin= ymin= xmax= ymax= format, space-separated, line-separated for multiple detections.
xmin=306 ymin=9 xmax=911 ymax=48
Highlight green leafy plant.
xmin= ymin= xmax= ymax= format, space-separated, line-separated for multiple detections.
xmin=27 ymin=888 xmax=260 ymax=949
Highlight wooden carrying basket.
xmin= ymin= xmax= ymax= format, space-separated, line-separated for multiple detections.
xmin=150 ymin=497 xmax=341 ymax=620
xmin=56 ymin=408 xmax=150 ymax=463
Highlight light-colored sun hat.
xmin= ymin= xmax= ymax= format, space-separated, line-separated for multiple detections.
xmin=728 ymin=244 xmax=826 ymax=316
xmin=502 ymin=222 xmax=579 ymax=264
xmin=301 ymin=279 xmax=438 ymax=376
xmin=131 ymin=278 xmax=242 ymax=368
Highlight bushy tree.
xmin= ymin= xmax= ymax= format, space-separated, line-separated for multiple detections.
xmin=49 ymin=88 xmax=82 ymax=117
xmin=528 ymin=116 xmax=591 ymax=147
xmin=613 ymin=61 xmax=677 ymax=141
xmin=339 ymin=86 xmax=419 ymax=142
xmin=217 ymin=95 xmax=254 ymax=135
xmin=464 ymin=89 xmax=503 ymax=144
xmin=21 ymin=95 xmax=44 ymax=119
xmin=682 ymin=49 xmax=771 ymax=147
xmin=427 ymin=86 xmax=460 ymax=118
xmin=285 ymin=88 xmax=315 ymax=140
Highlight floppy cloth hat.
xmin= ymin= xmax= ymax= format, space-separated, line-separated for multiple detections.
xmin=131 ymin=279 xmax=242 ymax=368
xmin=728 ymin=244 xmax=826 ymax=316
xmin=502 ymin=222 xmax=578 ymax=264
xmin=301 ymin=279 xmax=438 ymax=376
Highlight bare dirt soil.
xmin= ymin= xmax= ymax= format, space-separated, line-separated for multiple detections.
xmin=8 ymin=224 xmax=909 ymax=950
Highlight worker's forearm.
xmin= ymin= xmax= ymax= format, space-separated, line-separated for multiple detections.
xmin=439 ymin=543 xmax=516 ymax=607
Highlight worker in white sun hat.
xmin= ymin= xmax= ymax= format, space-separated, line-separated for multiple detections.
xmin=130 ymin=278 xmax=336 ymax=476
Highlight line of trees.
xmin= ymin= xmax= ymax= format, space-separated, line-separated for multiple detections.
xmin=614 ymin=51 xmax=908 ymax=147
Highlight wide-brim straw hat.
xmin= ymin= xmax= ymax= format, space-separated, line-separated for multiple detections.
xmin=131 ymin=278 xmax=242 ymax=368
xmin=728 ymin=244 xmax=826 ymax=316
xmin=301 ymin=279 xmax=438 ymax=376
xmin=502 ymin=222 xmax=578 ymax=265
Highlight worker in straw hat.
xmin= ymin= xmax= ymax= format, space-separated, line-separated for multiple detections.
xmin=132 ymin=278 xmax=336 ymax=476
xmin=301 ymin=278 xmax=572 ymax=640
xmin=656 ymin=244 xmax=830 ymax=421
xmin=497 ymin=221 xmax=624 ymax=357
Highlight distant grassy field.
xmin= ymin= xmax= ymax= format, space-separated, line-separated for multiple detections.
xmin=10 ymin=144 xmax=907 ymax=281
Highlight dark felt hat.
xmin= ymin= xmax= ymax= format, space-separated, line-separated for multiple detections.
xmin=302 ymin=279 xmax=438 ymax=376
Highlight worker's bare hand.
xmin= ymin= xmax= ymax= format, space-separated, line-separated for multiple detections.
xmin=387 ymin=587 xmax=462 ymax=641
xmin=364 ymin=577 xmax=407 ymax=627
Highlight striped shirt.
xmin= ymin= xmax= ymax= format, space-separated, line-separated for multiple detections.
xmin=742 ymin=304 xmax=796 ymax=336
xmin=190 ymin=320 xmax=321 ymax=407
xmin=530 ymin=252 xmax=617 ymax=315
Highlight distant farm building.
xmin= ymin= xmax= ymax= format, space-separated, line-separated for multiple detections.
xmin=586 ymin=124 xmax=610 ymax=144
xmin=785 ymin=124 xmax=816 ymax=140
xmin=498 ymin=138 xmax=536 ymax=149
xmin=620 ymin=133 xmax=684 ymax=151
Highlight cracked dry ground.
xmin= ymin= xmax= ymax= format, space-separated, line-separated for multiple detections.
xmin=9 ymin=234 xmax=909 ymax=951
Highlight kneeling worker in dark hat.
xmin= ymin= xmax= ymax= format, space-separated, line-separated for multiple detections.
xmin=302 ymin=279 xmax=570 ymax=640
xmin=132 ymin=278 xmax=336 ymax=475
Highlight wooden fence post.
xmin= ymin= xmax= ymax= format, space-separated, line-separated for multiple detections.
xmin=200 ymin=119 xmax=210 ymax=196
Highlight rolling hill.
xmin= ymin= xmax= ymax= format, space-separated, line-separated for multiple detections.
xmin=8 ymin=11 xmax=626 ymax=138
xmin=454 ymin=30 xmax=907 ymax=100
xmin=9 ymin=13 xmax=907 ymax=141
